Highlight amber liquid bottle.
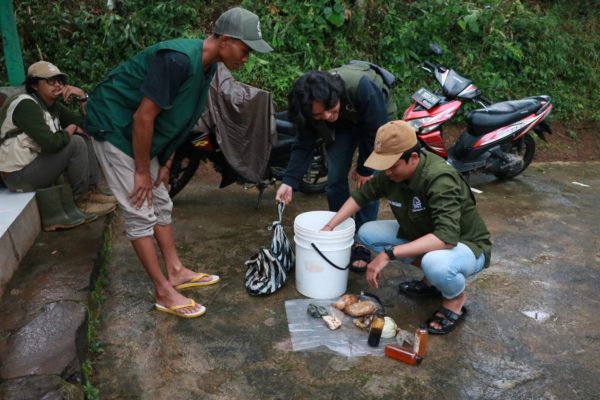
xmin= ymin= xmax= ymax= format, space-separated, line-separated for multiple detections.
xmin=368 ymin=315 xmax=385 ymax=347
xmin=384 ymin=344 xmax=422 ymax=366
xmin=413 ymin=323 xmax=428 ymax=357
xmin=384 ymin=324 xmax=428 ymax=366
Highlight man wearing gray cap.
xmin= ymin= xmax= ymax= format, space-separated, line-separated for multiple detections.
xmin=323 ymin=120 xmax=492 ymax=335
xmin=85 ymin=7 xmax=272 ymax=318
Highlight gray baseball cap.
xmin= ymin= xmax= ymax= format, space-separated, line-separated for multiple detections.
xmin=214 ymin=7 xmax=273 ymax=53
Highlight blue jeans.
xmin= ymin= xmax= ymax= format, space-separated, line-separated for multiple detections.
xmin=357 ymin=220 xmax=486 ymax=299
xmin=326 ymin=128 xmax=378 ymax=231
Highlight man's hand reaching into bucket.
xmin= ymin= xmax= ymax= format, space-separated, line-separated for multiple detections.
xmin=320 ymin=223 xmax=334 ymax=232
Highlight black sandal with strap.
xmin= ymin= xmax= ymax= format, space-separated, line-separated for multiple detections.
xmin=348 ymin=245 xmax=372 ymax=273
xmin=426 ymin=306 xmax=468 ymax=335
xmin=398 ymin=280 xmax=442 ymax=298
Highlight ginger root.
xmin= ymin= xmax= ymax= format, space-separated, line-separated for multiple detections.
xmin=332 ymin=294 xmax=359 ymax=311
xmin=345 ymin=300 xmax=377 ymax=317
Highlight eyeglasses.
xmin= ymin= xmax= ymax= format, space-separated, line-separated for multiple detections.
xmin=43 ymin=76 xmax=67 ymax=86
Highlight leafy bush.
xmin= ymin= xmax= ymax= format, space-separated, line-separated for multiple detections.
xmin=1 ymin=0 xmax=598 ymax=124
xmin=3 ymin=0 xmax=236 ymax=89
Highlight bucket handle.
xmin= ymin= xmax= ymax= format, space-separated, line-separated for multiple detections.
xmin=310 ymin=243 xmax=349 ymax=271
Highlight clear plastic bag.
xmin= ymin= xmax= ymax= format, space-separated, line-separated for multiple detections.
xmin=284 ymin=298 xmax=397 ymax=357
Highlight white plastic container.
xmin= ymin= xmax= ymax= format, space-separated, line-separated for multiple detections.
xmin=293 ymin=211 xmax=355 ymax=299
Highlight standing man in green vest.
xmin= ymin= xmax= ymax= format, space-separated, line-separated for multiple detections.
xmin=275 ymin=62 xmax=397 ymax=272
xmin=85 ymin=7 xmax=273 ymax=318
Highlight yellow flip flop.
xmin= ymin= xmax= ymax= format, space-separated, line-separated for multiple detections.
xmin=174 ymin=273 xmax=220 ymax=290
xmin=155 ymin=299 xmax=206 ymax=318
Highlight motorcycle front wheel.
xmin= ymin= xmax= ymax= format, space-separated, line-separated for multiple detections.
xmin=299 ymin=145 xmax=328 ymax=194
xmin=494 ymin=134 xmax=536 ymax=180
xmin=270 ymin=144 xmax=328 ymax=194
xmin=270 ymin=163 xmax=328 ymax=194
xmin=168 ymin=144 xmax=201 ymax=198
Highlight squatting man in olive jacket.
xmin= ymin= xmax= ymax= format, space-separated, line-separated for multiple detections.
xmin=323 ymin=120 xmax=492 ymax=335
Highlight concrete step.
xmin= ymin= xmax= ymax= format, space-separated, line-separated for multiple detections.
xmin=0 ymin=189 xmax=40 ymax=297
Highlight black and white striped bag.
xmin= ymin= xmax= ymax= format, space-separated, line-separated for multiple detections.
xmin=270 ymin=203 xmax=295 ymax=272
xmin=244 ymin=203 xmax=293 ymax=296
xmin=244 ymin=247 xmax=287 ymax=296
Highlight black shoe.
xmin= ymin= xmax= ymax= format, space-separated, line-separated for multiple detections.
xmin=426 ymin=306 xmax=467 ymax=335
xmin=348 ymin=245 xmax=372 ymax=273
xmin=398 ymin=280 xmax=442 ymax=298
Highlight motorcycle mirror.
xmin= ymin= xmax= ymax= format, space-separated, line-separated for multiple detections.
xmin=429 ymin=43 xmax=443 ymax=56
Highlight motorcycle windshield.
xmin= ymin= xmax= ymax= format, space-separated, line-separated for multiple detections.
xmin=440 ymin=69 xmax=473 ymax=99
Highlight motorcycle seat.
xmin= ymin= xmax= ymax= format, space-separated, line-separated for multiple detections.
xmin=466 ymin=98 xmax=541 ymax=136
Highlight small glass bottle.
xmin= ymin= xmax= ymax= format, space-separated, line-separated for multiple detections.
xmin=384 ymin=344 xmax=423 ymax=366
xmin=367 ymin=314 xmax=385 ymax=347
xmin=413 ymin=323 xmax=429 ymax=357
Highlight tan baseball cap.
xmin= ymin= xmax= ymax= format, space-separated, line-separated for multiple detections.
xmin=27 ymin=61 xmax=67 ymax=79
xmin=214 ymin=7 xmax=273 ymax=53
xmin=364 ymin=120 xmax=418 ymax=170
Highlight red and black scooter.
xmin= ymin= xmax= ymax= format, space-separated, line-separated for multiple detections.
xmin=403 ymin=44 xmax=552 ymax=180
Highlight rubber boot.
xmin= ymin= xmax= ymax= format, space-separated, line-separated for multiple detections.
xmin=58 ymin=184 xmax=97 ymax=223
xmin=36 ymin=186 xmax=85 ymax=231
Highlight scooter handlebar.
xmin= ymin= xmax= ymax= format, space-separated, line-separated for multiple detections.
xmin=477 ymin=95 xmax=493 ymax=106
xmin=422 ymin=60 xmax=437 ymax=73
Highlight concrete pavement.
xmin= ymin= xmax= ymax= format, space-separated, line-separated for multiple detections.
xmin=1 ymin=161 xmax=598 ymax=399
xmin=92 ymin=162 xmax=600 ymax=399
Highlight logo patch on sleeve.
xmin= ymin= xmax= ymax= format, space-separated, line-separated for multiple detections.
xmin=411 ymin=196 xmax=426 ymax=212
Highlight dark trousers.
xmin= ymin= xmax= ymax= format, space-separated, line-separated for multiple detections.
xmin=3 ymin=135 xmax=99 ymax=200
xmin=326 ymin=126 xmax=378 ymax=230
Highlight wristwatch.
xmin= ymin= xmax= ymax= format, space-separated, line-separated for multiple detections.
xmin=384 ymin=246 xmax=396 ymax=261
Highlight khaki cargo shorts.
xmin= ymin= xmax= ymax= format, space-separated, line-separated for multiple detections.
xmin=92 ymin=138 xmax=173 ymax=239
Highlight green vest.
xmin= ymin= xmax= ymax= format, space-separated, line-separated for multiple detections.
xmin=86 ymin=39 xmax=216 ymax=164
xmin=309 ymin=62 xmax=398 ymax=143
xmin=329 ymin=62 xmax=397 ymax=123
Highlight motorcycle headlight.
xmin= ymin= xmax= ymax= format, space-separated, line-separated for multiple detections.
xmin=406 ymin=118 xmax=441 ymax=134
xmin=421 ymin=123 xmax=441 ymax=134
xmin=407 ymin=118 xmax=429 ymax=129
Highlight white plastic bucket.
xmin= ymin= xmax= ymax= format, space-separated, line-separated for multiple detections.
xmin=293 ymin=211 xmax=355 ymax=299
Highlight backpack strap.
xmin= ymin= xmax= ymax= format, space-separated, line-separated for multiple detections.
xmin=349 ymin=60 xmax=396 ymax=88
xmin=329 ymin=62 xmax=397 ymax=122
xmin=0 ymin=127 xmax=23 ymax=145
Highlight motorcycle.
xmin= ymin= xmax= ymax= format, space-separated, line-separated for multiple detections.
xmin=168 ymin=113 xmax=328 ymax=204
xmin=403 ymin=44 xmax=552 ymax=180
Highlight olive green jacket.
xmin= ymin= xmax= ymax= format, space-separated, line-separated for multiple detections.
xmin=352 ymin=151 xmax=492 ymax=267
xmin=0 ymin=93 xmax=81 ymax=172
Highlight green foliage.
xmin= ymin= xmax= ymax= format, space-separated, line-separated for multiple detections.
xmin=324 ymin=0 xmax=347 ymax=28
xmin=3 ymin=0 xmax=232 ymax=91
xmin=81 ymin=359 xmax=100 ymax=400
xmin=2 ymin=0 xmax=598 ymax=124
xmin=80 ymin=221 xmax=112 ymax=399
xmin=238 ymin=0 xmax=600 ymax=121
